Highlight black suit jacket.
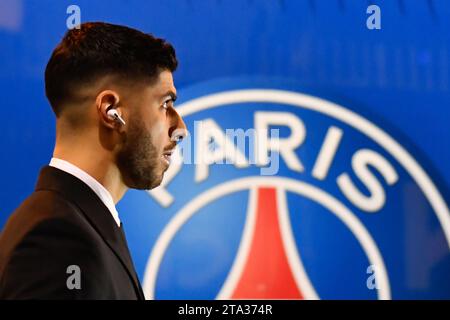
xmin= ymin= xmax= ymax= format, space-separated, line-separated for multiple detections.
xmin=0 ymin=166 xmax=145 ymax=300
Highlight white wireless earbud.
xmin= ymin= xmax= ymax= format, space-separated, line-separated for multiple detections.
xmin=107 ymin=107 xmax=126 ymax=126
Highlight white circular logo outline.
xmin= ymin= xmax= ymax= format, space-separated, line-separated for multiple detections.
xmin=143 ymin=89 xmax=449 ymax=300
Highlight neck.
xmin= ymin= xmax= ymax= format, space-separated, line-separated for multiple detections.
xmin=53 ymin=143 xmax=128 ymax=204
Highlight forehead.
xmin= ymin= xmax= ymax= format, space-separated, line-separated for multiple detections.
xmin=107 ymin=70 xmax=176 ymax=106
xmin=149 ymin=70 xmax=176 ymax=96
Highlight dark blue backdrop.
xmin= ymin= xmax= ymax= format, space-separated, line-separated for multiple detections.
xmin=0 ymin=0 xmax=449 ymax=299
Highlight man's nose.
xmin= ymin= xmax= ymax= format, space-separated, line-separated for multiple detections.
xmin=169 ymin=108 xmax=187 ymax=143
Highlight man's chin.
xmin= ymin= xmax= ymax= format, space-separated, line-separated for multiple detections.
xmin=147 ymin=173 xmax=164 ymax=190
xmin=123 ymin=169 xmax=164 ymax=190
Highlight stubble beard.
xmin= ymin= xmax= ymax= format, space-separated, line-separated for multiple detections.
xmin=116 ymin=116 xmax=165 ymax=190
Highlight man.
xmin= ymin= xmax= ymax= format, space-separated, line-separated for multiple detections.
xmin=0 ymin=22 xmax=186 ymax=299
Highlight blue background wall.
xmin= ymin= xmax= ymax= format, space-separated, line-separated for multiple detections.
xmin=0 ymin=0 xmax=449 ymax=299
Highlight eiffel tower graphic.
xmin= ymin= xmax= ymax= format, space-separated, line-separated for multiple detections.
xmin=217 ymin=187 xmax=318 ymax=299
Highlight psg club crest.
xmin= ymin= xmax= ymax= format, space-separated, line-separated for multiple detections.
xmin=120 ymin=78 xmax=450 ymax=300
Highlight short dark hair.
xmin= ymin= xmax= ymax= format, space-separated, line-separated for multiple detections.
xmin=45 ymin=22 xmax=178 ymax=116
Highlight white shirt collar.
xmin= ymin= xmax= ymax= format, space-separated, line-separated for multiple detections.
xmin=49 ymin=157 xmax=121 ymax=227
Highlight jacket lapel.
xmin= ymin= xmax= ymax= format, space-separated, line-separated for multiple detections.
xmin=35 ymin=165 xmax=145 ymax=300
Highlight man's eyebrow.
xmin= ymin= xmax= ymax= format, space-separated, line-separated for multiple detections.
xmin=162 ymin=91 xmax=177 ymax=102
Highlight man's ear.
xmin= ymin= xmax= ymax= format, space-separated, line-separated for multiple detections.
xmin=96 ymin=90 xmax=124 ymax=129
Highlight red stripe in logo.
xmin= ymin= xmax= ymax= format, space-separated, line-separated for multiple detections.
xmin=232 ymin=187 xmax=303 ymax=299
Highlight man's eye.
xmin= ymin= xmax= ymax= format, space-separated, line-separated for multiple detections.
xmin=162 ymin=100 xmax=172 ymax=110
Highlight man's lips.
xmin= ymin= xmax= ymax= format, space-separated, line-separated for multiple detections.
xmin=161 ymin=149 xmax=174 ymax=165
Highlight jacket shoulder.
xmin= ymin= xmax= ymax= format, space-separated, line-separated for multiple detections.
xmin=0 ymin=191 xmax=111 ymax=299
xmin=0 ymin=190 xmax=86 ymax=246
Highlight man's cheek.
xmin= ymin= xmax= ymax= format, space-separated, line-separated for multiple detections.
xmin=150 ymin=122 xmax=167 ymax=146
